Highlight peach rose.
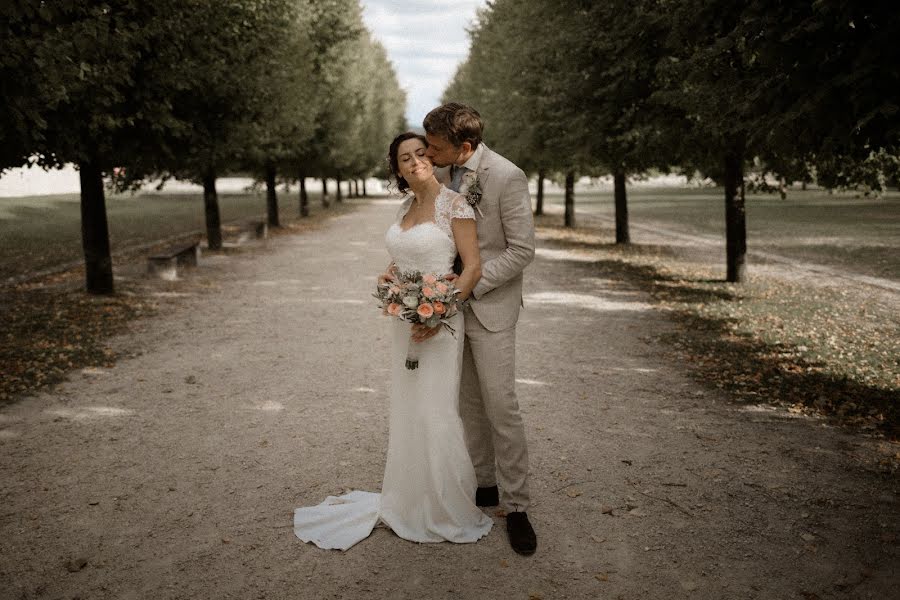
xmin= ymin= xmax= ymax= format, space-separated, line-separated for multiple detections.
xmin=417 ymin=303 xmax=434 ymax=319
xmin=387 ymin=303 xmax=402 ymax=316
xmin=389 ymin=285 xmax=401 ymax=295
xmin=422 ymin=286 xmax=435 ymax=298
xmin=432 ymin=301 xmax=445 ymax=315
xmin=435 ymin=282 xmax=449 ymax=294
xmin=422 ymin=274 xmax=437 ymax=285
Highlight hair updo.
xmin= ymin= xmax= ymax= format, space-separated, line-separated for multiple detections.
xmin=387 ymin=131 xmax=428 ymax=194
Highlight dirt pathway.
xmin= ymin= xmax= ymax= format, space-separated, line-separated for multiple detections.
xmin=1 ymin=200 xmax=896 ymax=599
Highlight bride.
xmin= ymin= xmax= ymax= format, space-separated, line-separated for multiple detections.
xmin=293 ymin=132 xmax=493 ymax=550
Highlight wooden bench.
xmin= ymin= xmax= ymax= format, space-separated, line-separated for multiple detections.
xmin=147 ymin=241 xmax=201 ymax=280
xmin=236 ymin=220 xmax=268 ymax=244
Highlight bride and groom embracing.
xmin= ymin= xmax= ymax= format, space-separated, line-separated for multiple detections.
xmin=293 ymin=103 xmax=537 ymax=556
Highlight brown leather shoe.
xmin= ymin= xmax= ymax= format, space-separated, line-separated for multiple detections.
xmin=475 ymin=485 xmax=499 ymax=507
xmin=507 ymin=511 xmax=537 ymax=555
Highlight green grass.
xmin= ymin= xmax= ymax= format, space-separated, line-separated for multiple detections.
xmin=0 ymin=189 xmax=333 ymax=280
xmin=542 ymin=187 xmax=900 ymax=279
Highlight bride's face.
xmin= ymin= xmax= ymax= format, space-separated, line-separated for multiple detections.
xmin=396 ymin=138 xmax=433 ymax=184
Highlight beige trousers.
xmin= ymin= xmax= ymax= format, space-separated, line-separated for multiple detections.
xmin=459 ymin=306 xmax=530 ymax=512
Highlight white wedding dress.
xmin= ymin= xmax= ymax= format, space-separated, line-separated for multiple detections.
xmin=293 ymin=185 xmax=493 ymax=550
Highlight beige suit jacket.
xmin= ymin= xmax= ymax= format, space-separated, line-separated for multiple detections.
xmin=439 ymin=144 xmax=535 ymax=332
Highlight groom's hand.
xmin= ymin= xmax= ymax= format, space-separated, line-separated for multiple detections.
xmin=411 ymin=323 xmax=441 ymax=343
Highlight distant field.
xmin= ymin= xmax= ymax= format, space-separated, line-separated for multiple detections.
xmin=543 ymin=187 xmax=900 ymax=280
xmin=2 ymin=186 xmax=897 ymax=282
xmin=0 ymin=190 xmax=332 ymax=281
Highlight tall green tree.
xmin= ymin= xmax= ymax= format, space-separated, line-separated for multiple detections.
xmin=242 ymin=2 xmax=318 ymax=228
xmin=655 ymin=0 xmax=900 ymax=281
xmin=444 ymin=0 xmax=604 ymax=226
xmin=158 ymin=0 xmax=305 ymax=249
xmin=547 ymin=0 xmax=675 ymax=243
xmin=0 ymin=1 xmax=199 ymax=293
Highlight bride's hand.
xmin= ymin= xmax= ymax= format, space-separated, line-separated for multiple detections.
xmin=411 ymin=322 xmax=440 ymax=343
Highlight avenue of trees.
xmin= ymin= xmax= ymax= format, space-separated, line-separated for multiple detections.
xmin=0 ymin=0 xmax=406 ymax=294
xmin=444 ymin=0 xmax=900 ymax=282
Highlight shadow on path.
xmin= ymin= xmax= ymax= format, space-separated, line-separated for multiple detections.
xmin=538 ymin=234 xmax=899 ymax=441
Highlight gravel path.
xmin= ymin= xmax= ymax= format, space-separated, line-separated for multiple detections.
xmin=1 ymin=200 xmax=896 ymax=599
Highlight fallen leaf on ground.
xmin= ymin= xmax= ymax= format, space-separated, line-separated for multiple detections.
xmin=64 ymin=558 xmax=88 ymax=572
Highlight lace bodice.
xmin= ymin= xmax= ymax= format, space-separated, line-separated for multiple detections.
xmin=384 ymin=185 xmax=476 ymax=275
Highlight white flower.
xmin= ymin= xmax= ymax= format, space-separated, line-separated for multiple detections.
xmin=459 ymin=171 xmax=477 ymax=195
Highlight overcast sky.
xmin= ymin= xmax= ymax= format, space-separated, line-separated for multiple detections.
xmin=360 ymin=0 xmax=485 ymax=128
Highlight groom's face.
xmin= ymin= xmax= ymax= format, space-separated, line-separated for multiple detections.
xmin=424 ymin=134 xmax=468 ymax=168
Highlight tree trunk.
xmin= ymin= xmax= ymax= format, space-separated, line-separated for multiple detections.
xmin=362 ymin=179 xmax=367 ymax=197
xmin=298 ymin=173 xmax=308 ymax=217
xmin=724 ymin=150 xmax=747 ymax=283
xmin=336 ymin=174 xmax=343 ymax=203
xmin=321 ymin=178 xmax=330 ymax=208
xmin=78 ymin=158 xmax=114 ymax=295
xmin=265 ymin=162 xmax=280 ymax=228
xmin=613 ymin=169 xmax=630 ymax=244
xmin=203 ymin=169 xmax=223 ymax=251
xmin=535 ymin=169 xmax=545 ymax=216
xmin=353 ymin=179 xmax=359 ymax=198
xmin=564 ymin=170 xmax=575 ymax=227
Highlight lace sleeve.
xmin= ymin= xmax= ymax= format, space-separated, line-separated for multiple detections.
xmin=395 ymin=197 xmax=413 ymax=222
xmin=450 ymin=194 xmax=476 ymax=221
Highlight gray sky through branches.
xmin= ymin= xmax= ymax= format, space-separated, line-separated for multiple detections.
xmin=361 ymin=0 xmax=485 ymax=128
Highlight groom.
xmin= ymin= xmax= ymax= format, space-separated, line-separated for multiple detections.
xmin=417 ymin=102 xmax=537 ymax=555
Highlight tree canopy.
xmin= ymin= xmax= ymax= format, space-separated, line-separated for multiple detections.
xmin=0 ymin=0 xmax=406 ymax=293
xmin=443 ymin=0 xmax=900 ymax=280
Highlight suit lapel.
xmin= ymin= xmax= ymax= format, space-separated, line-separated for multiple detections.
xmin=475 ymin=144 xmax=492 ymax=196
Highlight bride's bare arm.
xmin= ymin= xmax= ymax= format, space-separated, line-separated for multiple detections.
xmin=450 ymin=218 xmax=481 ymax=300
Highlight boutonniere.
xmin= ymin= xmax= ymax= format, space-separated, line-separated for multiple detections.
xmin=458 ymin=171 xmax=484 ymax=217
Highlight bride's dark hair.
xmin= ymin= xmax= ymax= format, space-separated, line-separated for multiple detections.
xmin=388 ymin=131 xmax=428 ymax=194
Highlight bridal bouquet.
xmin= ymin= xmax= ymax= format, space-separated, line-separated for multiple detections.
xmin=374 ymin=271 xmax=460 ymax=370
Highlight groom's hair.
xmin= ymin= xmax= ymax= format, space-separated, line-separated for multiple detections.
xmin=423 ymin=103 xmax=483 ymax=149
